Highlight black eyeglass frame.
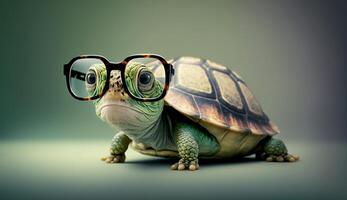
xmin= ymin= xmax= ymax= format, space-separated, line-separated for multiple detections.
xmin=63 ymin=54 xmax=174 ymax=102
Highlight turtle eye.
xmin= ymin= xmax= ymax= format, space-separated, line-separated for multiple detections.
xmin=138 ymin=69 xmax=154 ymax=92
xmin=85 ymin=69 xmax=97 ymax=94
xmin=86 ymin=70 xmax=96 ymax=85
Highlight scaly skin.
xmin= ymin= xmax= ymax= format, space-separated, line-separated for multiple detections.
xmin=170 ymin=121 xmax=220 ymax=171
xmin=172 ymin=130 xmax=199 ymax=170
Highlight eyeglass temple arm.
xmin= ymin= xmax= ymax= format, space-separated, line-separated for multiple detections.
xmin=70 ymin=69 xmax=86 ymax=81
xmin=64 ymin=64 xmax=87 ymax=81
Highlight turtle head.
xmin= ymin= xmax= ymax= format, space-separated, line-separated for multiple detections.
xmin=87 ymin=63 xmax=164 ymax=135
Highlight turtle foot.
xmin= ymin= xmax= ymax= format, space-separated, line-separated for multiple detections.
xmin=101 ymin=153 xmax=126 ymax=164
xmin=261 ymin=138 xmax=299 ymax=162
xmin=171 ymin=159 xmax=199 ymax=171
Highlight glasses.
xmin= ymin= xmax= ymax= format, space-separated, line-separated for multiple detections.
xmin=63 ymin=54 xmax=174 ymax=102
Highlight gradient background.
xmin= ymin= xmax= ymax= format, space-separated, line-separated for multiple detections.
xmin=1 ymin=0 xmax=346 ymax=199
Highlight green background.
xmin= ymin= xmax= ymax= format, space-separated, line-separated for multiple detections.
xmin=1 ymin=0 xmax=346 ymax=199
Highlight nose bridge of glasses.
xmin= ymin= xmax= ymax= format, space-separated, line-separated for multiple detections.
xmin=109 ymin=70 xmax=124 ymax=93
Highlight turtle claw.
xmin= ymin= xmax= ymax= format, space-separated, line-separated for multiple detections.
xmin=101 ymin=154 xmax=126 ymax=164
xmin=285 ymin=154 xmax=300 ymax=162
xmin=265 ymin=154 xmax=299 ymax=162
xmin=171 ymin=160 xmax=199 ymax=171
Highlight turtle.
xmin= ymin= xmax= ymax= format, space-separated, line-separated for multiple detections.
xmin=89 ymin=56 xmax=299 ymax=170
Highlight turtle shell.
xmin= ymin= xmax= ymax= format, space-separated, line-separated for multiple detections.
xmin=156 ymin=56 xmax=280 ymax=137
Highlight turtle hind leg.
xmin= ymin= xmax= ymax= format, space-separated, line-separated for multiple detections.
xmin=257 ymin=138 xmax=299 ymax=162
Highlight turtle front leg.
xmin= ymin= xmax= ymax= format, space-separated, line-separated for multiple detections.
xmin=101 ymin=131 xmax=131 ymax=164
xmin=258 ymin=138 xmax=299 ymax=162
xmin=171 ymin=130 xmax=199 ymax=171
xmin=170 ymin=122 xmax=220 ymax=171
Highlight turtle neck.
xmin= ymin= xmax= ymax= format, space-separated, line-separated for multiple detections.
xmin=126 ymin=109 xmax=176 ymax=151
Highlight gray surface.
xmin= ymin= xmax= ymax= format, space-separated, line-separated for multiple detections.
xmin=0 ymin=138 xmax=346 ymax=200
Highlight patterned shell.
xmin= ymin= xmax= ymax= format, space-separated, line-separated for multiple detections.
xmin=152 ymin=57 xmax=279 ymax=136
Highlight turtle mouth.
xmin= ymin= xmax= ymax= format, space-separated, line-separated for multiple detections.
xmin=97 ymin=100 xmax=156 ymax=134
xmin=97 ymin=101 xmax=144 ymax=116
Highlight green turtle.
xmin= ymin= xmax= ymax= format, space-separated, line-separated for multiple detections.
xmin=90 ymin=56 xmax=299 ymax=170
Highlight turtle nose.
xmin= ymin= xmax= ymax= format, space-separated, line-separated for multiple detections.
xmin=109 ymin=70 xmax=124 ymax=93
